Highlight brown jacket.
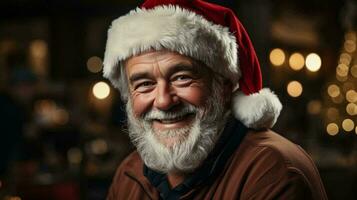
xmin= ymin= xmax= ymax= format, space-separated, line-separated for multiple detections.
xmin=107 ymin=130 xmax=327 ymax=200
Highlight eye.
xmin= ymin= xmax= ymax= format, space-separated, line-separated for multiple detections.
xmin=134 ymin=81 xmax=155 ymax=92
xmin=172 ymin=74 xmax=193 ymax=86
xmin=174 ymin=75 xmax=191 ymax=81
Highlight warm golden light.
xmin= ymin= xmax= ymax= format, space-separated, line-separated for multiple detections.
xmin=339 ymin=53 xmax=351 ymax=65
xmin=307 ymin=100 xmax=321 ymax=115
xmin=288 ymin=53 xmax=304 ymax=71
xmin=326 ymin=123 xmax=339 ymax=136
xmin=327 ymin=84 xmax=340 ymax=98
xmin=351 ymin=65 xmax=357 ymax=78
xmin=331 ymin=95 xmax=344 ymax=104
xmin=87 ymin=56 xmax=103 ymax=73
xmin=91 ymin=139 xmax=108 ymax=155
xmin=336 ymin=73 xmax=348 ymax=82
xmin=92 ymin=82 xmax=110 ymax=99
xmin=344 ymin=40 xmax=356 ymax=53
xmin=342 ymin=119 xmax=355 ymax=132
xmin=6 ymin=196 xmax=22 ymax=200
xmin=305 ymin=53 xmax=321 ymax=72
xmin=345 ymin=31 xmax=356 ymax=41
xmin=327 ymin=108 xmax=339 ymax=121
xmin=336 ymin=64 xmax=349 ymax=77
xmin=346 ymin=90 xmax=357 ymax=103
xmin=346 ymin=103 xmax=357 ymax=116
xmin=269 ymin=48 xmax=285 ymax=66
xmin=287 ymin=81 xmax=303 ymax=97
xmin=53 ymin=108 xmax=69 ymax=125
xmin=343 ymin=82 xmax=354 ymax=92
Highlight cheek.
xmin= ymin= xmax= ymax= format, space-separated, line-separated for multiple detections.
xmin=175 ymin=85 xmax=208 ymax=107
xmin=131 ymin=92 xmax=155 ymax=117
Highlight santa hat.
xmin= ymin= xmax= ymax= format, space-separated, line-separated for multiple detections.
xmin=103 ymin=0 xmax=282 ymax=129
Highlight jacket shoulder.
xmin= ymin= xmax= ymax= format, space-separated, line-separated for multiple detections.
xmin=231 ymin=129 xmax=327 ymax=199
xmin=243 ymin=129 xmax=314 ymax=168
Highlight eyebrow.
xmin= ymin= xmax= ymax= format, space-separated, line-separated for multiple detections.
xmin=128 ymin=62 xmax=200 ymax=84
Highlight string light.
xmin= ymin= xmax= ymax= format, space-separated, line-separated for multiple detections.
xmin=305 ymin=53 xmax=321 ymax=72
xmin=351 ymin=65 xmax=357 ymax=78
xmin=92 ymin=82 xmax=110 ymax=99
xmin=336 ymin=73 xmax=348 ymax=82
xmin=326 ymin=123 xmax=339 ymax=136
xmin=269 ymin=48 xmax=286 ymax=66
xmin=342 ymin=119 xmax=354 ymax=132
xmin=327 ymin=84 xmax=340 ymax=98
xmin=346 ymin=90 xmax=357 ymax=103
xmin=87 ymin=56 xmax=103 ymax=73
xmin=339 ymin=53 xmax=352 ymax=65
xmin=289 ymin=53 xmax=304 ymax=71
xmin=346 ymin=103 xmax=357 ymax=116
xmin=336 ymin=64 xmax=349 ymax=77
xmin=344 ymin=40 xmax=356 ymax=53
xmin=287 ymin=81 xmax=303 ymax=97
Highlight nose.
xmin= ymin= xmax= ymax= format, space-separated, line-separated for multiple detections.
xmin=153 ymin=82 xmax=179 ymax=111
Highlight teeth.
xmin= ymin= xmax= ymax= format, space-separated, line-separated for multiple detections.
xmin=158 ymin=116 xmax=184 ymax=124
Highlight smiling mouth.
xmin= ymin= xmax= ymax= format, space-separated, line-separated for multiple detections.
xmin=153 ymin=113 xmax=195 ymax=124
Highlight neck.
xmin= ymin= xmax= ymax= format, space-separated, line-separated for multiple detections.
xmin=167 ymin=172 xmax=186 ymax=188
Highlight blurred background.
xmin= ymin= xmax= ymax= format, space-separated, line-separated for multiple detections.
xmin=0 ymin=0 xmax=356 ymax=199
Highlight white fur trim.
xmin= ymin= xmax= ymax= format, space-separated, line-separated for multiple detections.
xmin=232 ymin=88 xmax=282 ymax=129
xmin=103 ymin=5 xmax=239 ymax=89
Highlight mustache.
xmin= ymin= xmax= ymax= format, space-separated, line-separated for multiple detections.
xmin=143 ymin=104 xmax=198 ymax=121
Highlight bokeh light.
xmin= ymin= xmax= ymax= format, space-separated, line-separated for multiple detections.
xmin=342 ymin=119 xmax=355 ymax=132
xmin=87 ymin=56 xmax=103 ymax=73
xmin=92 ymin=81 xmax=110 ymax=99
xmin=269 ymin=48 xmax=285 ymax=66
xmin=91 ymin=139 xmax=108 ymax=155
xmin=307 ymin=100 xmax=321 ymax=115
xmin=346 ymin=103 xmax=357 ymax=116
xmin=346 ymin=90 xmax=357 ymax=103
xmin=331 ymin=94 xmax=344 ymax=104
xmin=336 ymin=73 xmax=348 ymax=82
xmin=305 ymin=53 xmax=321 ymax=72
xmin=339 ymin=53 xmax=351 ymax=65
xmin=287 ymin=81 xmax=303 ymax=97
xmin=326 ymin=123 xmax=339 ymax=136
xmin=343 ymin=82 xmax=355 ymax=92
xmin=351 ymin=65 xmax=357 ymax=78
xmin=344 ymin=40 xmax=356 ymax=53
xmin=336 ymin=64 xmax=349 ymax=77
xmin=288 ymin=52 xmax=304 ymax=71
xmin=327 ymin=107 xmax=339 ymax=121
xmin=327 ymin=84 xmax=340 ymax=98
xmin=345 ymin=31 xmax=356 ymax=41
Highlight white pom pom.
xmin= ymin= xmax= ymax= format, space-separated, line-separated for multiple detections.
xmin=232 ymin=88 xmax=282 ymax=129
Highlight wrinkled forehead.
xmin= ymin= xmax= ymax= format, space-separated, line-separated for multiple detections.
xmin=123 ymin=49 xmax=212 ymax=76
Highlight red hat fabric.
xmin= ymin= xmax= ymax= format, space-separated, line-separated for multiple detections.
xmin=103 ymin=0 xmax=282 ymax=129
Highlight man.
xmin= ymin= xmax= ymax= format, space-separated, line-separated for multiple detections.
xmin=103 ymin=0 xmax=328 ymax=199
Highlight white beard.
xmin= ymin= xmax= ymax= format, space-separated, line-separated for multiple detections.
xmin=126 ymin=82 xmax=228 ymax=173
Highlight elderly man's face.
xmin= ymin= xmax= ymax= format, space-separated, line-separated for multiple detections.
xmin=123 ymin=50 xmax=229 ymax=173
xmin=125 ymin=51 xmax=211 ymax=146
